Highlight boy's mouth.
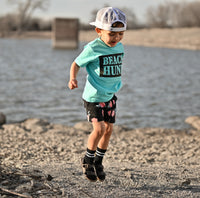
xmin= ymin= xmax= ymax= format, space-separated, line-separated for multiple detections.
xmin=111 ymin=41 xmax=117 ymax=45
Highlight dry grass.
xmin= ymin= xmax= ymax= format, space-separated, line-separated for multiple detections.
xmin=3 ymin=28 xmax=200 ymax=50
xmin=80 ymin=28 xmax=200 ymax=50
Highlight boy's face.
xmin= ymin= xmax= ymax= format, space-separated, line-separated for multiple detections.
xmin=96 ymin=28 xmax=124 ymax=47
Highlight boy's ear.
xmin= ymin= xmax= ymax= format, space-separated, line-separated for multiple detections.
xmin=95 ymin=28 xmax=102 ymax=36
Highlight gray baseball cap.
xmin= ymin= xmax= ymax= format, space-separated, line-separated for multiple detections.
xmin=90 ymin=7 xmax=127 ymax=32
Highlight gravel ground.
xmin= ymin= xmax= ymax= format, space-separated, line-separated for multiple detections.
xmin=1 ymin=116 xmax=200 ymax=197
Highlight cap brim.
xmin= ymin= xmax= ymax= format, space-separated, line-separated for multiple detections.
xmin=89 ymin=22 xmax=96 ymax=26
xmin=89 ymin=21 xmax=126 ymax=32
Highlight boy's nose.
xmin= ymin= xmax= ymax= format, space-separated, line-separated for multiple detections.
xmin=114 ymin=34 xmax=120 ymax=40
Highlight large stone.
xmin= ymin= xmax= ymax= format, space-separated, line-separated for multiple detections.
xmin=0 ymin=112 xmax=6 ymax=125
xmin=21 ymin=118 xmax=50 ymax=133
xmin=185 ymin=116 xmax=200 ymax=131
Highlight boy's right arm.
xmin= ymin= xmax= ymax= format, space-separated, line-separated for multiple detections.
xmin=68 ymin=62 xmax=80 ymax=90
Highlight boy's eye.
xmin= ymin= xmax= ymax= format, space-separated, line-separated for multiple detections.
xmin=109 ymin=33 xmax=115 ymax=36
xmin=108 ymin=32 xmax=124 ymax=36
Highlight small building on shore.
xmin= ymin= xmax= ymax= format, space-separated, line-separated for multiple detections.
xmin=52 ymin=18 xmax=79 ymax=49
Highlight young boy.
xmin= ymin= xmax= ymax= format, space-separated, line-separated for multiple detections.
xmin=68 ymin=7 xmax=127 ymax=182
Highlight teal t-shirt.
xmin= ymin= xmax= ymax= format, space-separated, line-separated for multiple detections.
xmin=75 ymin=38 xmax=124 ymax=102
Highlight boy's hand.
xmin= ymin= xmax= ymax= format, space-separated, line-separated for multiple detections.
xmin=68 ymin=79 xmax=78 ymax=89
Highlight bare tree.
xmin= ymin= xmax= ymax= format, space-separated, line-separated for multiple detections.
xmin=121 ymin=7 xmax=138 ymax=29
xmin=145 ymin=1 xmax=200 ymax=28
xmin=146 ymin=3 xmax=172 ymax=28
xmin=7 ymin=0 xmax=50 ymax=33
xmin=175 ymin=1 xmax=200 ymax=27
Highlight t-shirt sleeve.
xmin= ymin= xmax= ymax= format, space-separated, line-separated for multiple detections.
xmin=75 ymin=45 xmax=95 ymax=68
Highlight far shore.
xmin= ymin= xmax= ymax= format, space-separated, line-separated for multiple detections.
xmin=1 ymin=28 xmax=200 ymax=50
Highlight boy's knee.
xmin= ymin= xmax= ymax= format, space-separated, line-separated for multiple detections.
xmin=105 ymin=123 xmax=113 ymax=135
xmin=93 ymin=121 xmax=106 ymax=136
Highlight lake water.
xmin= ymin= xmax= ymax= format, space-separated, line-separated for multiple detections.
xmin=0 ymin=38 xmax=199 ymax=129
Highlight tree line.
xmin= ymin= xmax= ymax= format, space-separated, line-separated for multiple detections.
xmin=146 ymin=1 xmax=200 ymax=28
xmin=0 ymin=0 xmax=200 ymax=36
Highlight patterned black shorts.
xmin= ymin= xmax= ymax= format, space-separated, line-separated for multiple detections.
xmin=83 ymin=95 xmax=117 ymax=123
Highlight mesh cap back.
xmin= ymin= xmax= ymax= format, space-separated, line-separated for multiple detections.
xmin=90 ymin=7 xmax=127 ymax=32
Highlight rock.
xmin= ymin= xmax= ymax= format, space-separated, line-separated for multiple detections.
xmin=185 ymin=116 xmax=200 ymax=131
xmin=0 ymin=112 xmax=6 ymax=125
xmin=181 ymin=178 xmax=191 ymax=186
xmin=23 ymin=118 xmax=50 ymax=128
xmin=21 ymin=118 xmax=50 ymax=133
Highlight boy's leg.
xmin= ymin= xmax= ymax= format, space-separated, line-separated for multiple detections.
xmin=94 ymin=122 xmax=113 ymax=164
xmin=94 ymin=122 xmax=113 ymax=181
xmin=87 ymin=121 xmax=106 ymax=151
xmin=97 ymin=122 xmax=113 ymax=150
xmin=82 ymin=121 xmax=106 ymax=182
xmin=83 ymin=121 xmax=105 ymax=165
xmin=84 ymin=121 xmax=112 ymax=164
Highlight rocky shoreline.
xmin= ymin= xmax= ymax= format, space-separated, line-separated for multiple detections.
xmin=0 ymin=114 xmax=200 ymax=197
